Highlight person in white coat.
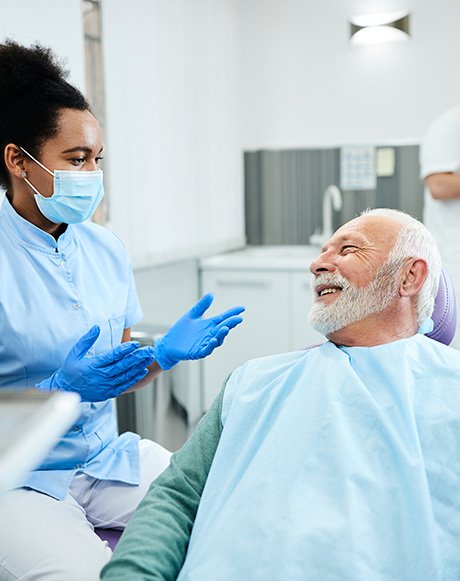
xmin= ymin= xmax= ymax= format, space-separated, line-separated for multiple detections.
xmin=420 ymin=104 xmax=460 ymax=348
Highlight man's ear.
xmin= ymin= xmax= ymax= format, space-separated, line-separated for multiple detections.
xmin=399 ymin=258 xmax=429 ymax=297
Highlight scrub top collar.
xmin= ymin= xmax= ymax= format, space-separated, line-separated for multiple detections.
xmin=1 ymin=194 xmax=74 ymax=254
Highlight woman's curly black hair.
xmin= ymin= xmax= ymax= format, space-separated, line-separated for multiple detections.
xmin=0 ymin=40 xmax=90 ymax=189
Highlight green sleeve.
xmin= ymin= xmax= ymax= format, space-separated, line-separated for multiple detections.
xmin=100 ymin=385 xmax=225 ymax=581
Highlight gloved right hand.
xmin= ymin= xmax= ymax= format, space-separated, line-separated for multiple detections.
xmin=36 ymin=325 xmax=155 ymax=402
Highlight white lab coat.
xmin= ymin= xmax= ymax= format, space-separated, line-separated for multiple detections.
xmin=420 ymin=104 xmax=460 ymax=349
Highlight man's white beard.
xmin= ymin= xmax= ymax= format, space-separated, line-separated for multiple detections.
xmin=308 ymin=262 xmax=401 ymax=337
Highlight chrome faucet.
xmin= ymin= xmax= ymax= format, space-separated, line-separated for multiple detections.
xmin=309 ymin=185 xmax=342 ymax=246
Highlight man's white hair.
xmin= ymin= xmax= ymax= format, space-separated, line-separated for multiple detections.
xmin=361 ymin=208 xmax=442 ymax=323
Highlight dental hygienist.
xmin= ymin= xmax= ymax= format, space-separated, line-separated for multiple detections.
xmin=0 ymin=41 xmax=244 ymax=581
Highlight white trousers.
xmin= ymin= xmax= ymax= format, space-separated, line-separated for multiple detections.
xmin=0 ymin=439 xmax=171 ymax=581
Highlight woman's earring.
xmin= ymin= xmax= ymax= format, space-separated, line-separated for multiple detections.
xmin=21 ymin=171 xmax=27 ymax=178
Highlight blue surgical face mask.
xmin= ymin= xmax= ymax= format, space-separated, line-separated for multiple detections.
xmin=20 ymin=147 xmax=105 ymax=224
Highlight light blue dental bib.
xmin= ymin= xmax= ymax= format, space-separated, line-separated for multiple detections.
xmin=179 ymin=335 xmax=460 ymax=580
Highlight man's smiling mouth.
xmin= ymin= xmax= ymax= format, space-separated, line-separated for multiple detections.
xmin=316 ymin=285 xmax=343 ymax=297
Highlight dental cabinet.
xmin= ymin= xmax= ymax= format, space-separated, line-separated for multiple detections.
xmin=199 ymin=246 xmax=325 ymax=410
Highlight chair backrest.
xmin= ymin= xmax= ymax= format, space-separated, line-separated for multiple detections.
xmin=426 ymin=269 xmax=457 ymax=345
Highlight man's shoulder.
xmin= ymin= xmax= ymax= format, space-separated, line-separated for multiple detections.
xmin=221 ymin=348 xmax=320 ymax=424
xmin=420 ymin=334 xmax=460 ymax=361
xmin=396 ymin=335 xmax=460 ymax=382
xmin=231 ymin=345 xmax=323 ymax=381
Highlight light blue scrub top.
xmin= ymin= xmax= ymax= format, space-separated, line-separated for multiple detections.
xmin=179 ymin=335 xmax=460 ymax=581
xmin=0 ymin=195 xmax=143 ymax=500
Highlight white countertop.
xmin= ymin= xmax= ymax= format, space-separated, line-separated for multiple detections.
xmin=199 ymin=245 xmax=320 ymax=271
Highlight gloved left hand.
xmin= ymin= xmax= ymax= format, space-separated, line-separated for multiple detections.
xmin=152 ymin=293 xmax=245 ymax=370
xmin=36 ymin=326 xmax=154 ymax=402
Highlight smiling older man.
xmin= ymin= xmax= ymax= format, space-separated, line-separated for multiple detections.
xmin=102 ymin=209 xmax=460 ymax=581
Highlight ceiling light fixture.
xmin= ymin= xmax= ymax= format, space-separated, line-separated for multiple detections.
xmin=350 ymin=10 xmax=410 ymax=45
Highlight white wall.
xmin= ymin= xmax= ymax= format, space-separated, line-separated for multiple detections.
xmin=102 ymin=0 xmax=245 ymax=269
xmin=237 ymin=0 xmax=460 ymax=149
xmin=0 ymin=0 xmax=85 ymax=91
xmin=0 ymin=0 xmax=85 ymax=200
xmin=3 ymin=0 xmax=459 ymax=256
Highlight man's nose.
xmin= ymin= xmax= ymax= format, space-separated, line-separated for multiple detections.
xmin=309 ymin=253 xmax=336 ymax=275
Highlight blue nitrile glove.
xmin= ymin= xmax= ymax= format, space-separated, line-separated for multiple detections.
xmin=153 ymin=293 xmax=245 ymax=370
xmin=36 ymin=325 xmax=155 ymax=402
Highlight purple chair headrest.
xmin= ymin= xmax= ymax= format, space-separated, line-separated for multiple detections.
xmin=426 ymin=269 xmax=457 ymax=345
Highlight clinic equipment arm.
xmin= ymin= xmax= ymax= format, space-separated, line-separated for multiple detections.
xmin=100 ymin=387 xmax=224 ymax=581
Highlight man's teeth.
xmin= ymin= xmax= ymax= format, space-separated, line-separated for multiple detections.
xmin=319 ymin=288 xmax=340 ymax=296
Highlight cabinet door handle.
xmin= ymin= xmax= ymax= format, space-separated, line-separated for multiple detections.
xmin=215 ymin=280 xmax=272 ymax=288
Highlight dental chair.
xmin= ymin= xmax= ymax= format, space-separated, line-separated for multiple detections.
xmin=94 ymin=269 xmax=457 ymax=551
xmin=425 ymin=269 xmax=456 ymax=344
